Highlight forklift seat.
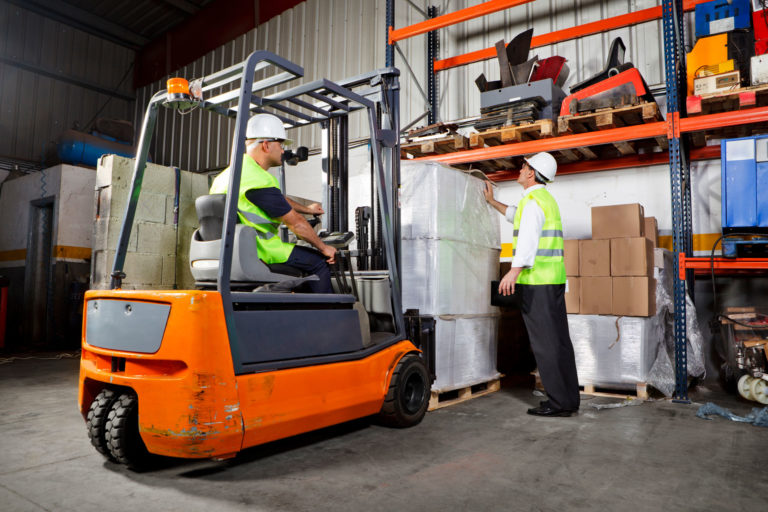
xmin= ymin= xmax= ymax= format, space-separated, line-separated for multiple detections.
xmin=189 ymin=194 xmax=312 ymax=287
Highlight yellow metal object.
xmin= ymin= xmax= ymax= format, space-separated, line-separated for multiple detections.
xmin=686 ymin=34 xmax=729 ymax=95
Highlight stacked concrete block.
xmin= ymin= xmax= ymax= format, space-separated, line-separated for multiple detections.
xmin=91 ymin=155 xmax=208 ymax=290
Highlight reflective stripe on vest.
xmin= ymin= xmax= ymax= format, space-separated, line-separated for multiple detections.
xmin=511 ymin=188 xmax=566 ymax=285
xmin=209 ymin=155 xmax=294 ymax=264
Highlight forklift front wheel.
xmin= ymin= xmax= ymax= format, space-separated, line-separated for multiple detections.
xmin=379 ymin=354 xmax=430 ymax=428
xmin=104 ymin=391 xmax=155 ymax=470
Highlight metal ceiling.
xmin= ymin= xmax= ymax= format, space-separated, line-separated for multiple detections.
xmin=3 ymin=0 xmax=215 ymax=50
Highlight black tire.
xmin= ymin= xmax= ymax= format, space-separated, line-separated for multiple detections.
xmin=104 ymin=391 xmax=155 ymax=470
xmin=86 ymin=388 xmax=121 ymax=461
xmin=379 ymin=354 xmax=430 ymax=428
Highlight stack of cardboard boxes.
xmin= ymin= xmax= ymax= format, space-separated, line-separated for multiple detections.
xmin=564 ymin=203 xmax=659 ymax=317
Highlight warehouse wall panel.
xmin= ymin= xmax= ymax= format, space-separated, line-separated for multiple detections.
xmin=0 ymin=2 xmax=135 ymax=165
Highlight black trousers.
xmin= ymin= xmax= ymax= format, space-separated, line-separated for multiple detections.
xmin=284 ymin=245 xmax=333 ymax=293
xmin=517 ymin=283 xmax=580 ymax=411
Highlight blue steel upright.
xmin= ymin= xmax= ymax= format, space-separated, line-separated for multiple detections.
xmin=663 ymin=0 xmax=692 ymax=402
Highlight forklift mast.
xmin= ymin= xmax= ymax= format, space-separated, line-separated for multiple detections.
xmin=108 ymin=51 xmax=407 ymax=373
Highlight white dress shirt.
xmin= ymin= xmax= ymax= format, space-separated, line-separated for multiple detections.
xmin=505 ymin=184 xmax=546 ymax=269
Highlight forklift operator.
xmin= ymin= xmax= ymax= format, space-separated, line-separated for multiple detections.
xmin=209 ymin=113 xmax=337 ymax=293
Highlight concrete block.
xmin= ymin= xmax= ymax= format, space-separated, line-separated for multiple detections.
xmin=135 ymin=192 xmax=167 ymax=223
xmin=123 ymin=252 xmax=163 ymax=288
xmin=90 ymin=250 xmax=111 ymax=290
xmin=161 ymin=255 xmax=177 ymax=287
xmin=142 ymin=162 xmax=175 ymax=193
xmin=137 ymin=222 xmax=178 ymax=255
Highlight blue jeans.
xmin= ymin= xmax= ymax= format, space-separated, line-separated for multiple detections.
xmin=284 ymin=246 xmax=333 ymax=293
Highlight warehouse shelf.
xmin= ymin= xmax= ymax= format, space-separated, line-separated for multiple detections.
xmin=679 ymin=255 xmax=768 ymax=277
xmin=389 ymin=0 xmax=768 ymax=401
xmin=433 ymin=0 xmax=703 ymax=72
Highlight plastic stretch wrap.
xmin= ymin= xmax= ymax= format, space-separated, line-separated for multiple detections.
xmin=400 ymin=160 xmax=500 ymax=248
xmin=400 ymin=161 xmax=501 ymax=391
xmin=568 ymin=315 xmax=662 ymax=389
xmin=567 ymin=249 xmax=706 ymax=396
xmin=647 ymin=251 xmax=706 ymax=396
xmin=402 ymin=238 xmax=500 ymax=316
xmin=433 ymin=315 xmax=501 ymax=392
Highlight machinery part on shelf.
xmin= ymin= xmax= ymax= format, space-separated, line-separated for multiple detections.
xmin=511 ymin=55 xmax=539 ymax=85
xmin=563 ymin=80 xmax=640 ymax=116
xmin=86 ymin=388 xmax=121 ymax=461
xmin=570 ymin=37 xmax=633 ymax=93
xmin=530 ymin=56 xmax=569 ymax=88
xmin=378 ymin=353 xmax=430 ymax=428
xmin=495 ymin=39 xmax=515 ymax=87
xmin=505 ymin=28 xmax=533 ymax=67
xmin=104 ymin=391 xmax=155 ymax=469
xmin=750 ymin=377 xmax=768 ymax=404
xmin=738 ymin=374 xmax=755 ymax=401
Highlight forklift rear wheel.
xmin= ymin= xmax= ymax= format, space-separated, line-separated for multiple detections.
xmin=104 ymin=391 xmax=154 ymax=469
xmin=379 ymin=354 xmax=430 ymax=428
xmin=749 ymin=377 xmax=768 ymax=405
xmin=86 ymin=388 xmax=121 ymax=461
xmin=737 ymin=374 xmax=754 ymax=401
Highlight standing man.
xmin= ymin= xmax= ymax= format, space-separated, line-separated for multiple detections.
xmin=210 ymin=113 xmax=336 ymax=293
xmin=485 ymin=152 xmax=580 ymax=417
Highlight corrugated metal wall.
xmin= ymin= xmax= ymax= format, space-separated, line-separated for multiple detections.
xmin=0 ymin=1 xmax=135 ymax=165
xmin=135 ymin=0 xmax=670 ymax=172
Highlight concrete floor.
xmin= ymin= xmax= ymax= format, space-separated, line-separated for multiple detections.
xmin=0 ymin=357 xmax=766 ymax=512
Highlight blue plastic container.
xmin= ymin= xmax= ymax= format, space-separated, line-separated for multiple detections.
xmin=721 ymin=135 xmax=768 ymax=231
xmin=695 ymin=0 xmax=751 ymax=39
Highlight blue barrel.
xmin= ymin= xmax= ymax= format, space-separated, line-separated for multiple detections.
xmin=57 ymin=130 xmax=137 ymax=167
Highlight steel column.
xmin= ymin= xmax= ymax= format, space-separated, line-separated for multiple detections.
xmin=662 ymin=0 xmax=690 ymax=402
xmin=427 ymin=5 xmax=439 ymax=125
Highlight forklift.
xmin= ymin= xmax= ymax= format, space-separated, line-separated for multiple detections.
xmin=79 ymin=51 xmax=435 ymax=469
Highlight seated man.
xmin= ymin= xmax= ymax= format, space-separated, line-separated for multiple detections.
xmin=209 ymin=113 xmax=336 ymax=293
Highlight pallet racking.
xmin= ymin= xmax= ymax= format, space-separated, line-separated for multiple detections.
xmin=387 ymin=0 xmax=768 ymax=401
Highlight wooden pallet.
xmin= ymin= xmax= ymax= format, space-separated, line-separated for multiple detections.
xmin=557 ymin=101 xmax=666 ymax=158
xmin=400 ymin=133 xmax=470 ymax=159
xmin=465 ymin=119 xmax=556 ymax=171
xmin=428 ymin=378 xmax=501 ymax=411
xmin=533 ymin=371 xmax=648 ymax=400
xmin=686 ymin=83 xmax=768 ymax=116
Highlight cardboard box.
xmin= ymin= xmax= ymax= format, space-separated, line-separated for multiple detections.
xmin=612 ymin=277 xmax=656 ymax=317
xmin=592 ymin=203 xmax=645 ymax=239
xmin=611 ymin=237 xmax=654 ymax=276
xmin=579 ymin=239 xmax=610 ymax=276
xmin=565 ymin=277 xmax=580 ymax=314
xmin=644 ymin=217 xmax=658 ymax=248
xmin=580 ymin=276 xmax=612 ymax=315
xmin=564 ymin=239 xmax=580 ymax=276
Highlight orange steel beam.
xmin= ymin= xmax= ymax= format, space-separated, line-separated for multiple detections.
xmin=413 ymin=106 xmax=768 ymax=166
xmin=414 ymin=121 xmax=666 ymax=164
xmin=679 ymin=255 xmax=768 ymax=280
xmin=485 ymin=145 xmax=721 ymax=181
xmin=433 ymin=0 xmax=702 ymax=72
xmin=389 ymin=0 xmax=533 ymax=44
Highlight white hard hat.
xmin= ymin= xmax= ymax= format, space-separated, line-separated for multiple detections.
xmin=524 ymin=152 xmax=557 ymax=182
xmin=246 ymin=113 xmax=292 ymax=145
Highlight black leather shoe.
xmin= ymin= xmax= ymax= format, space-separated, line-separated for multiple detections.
xmin=527 ymin=404 xmax=574 ymax=417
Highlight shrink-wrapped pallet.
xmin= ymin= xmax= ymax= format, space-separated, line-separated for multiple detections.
xmin=400 ymin=161 xmax=501 ymax=391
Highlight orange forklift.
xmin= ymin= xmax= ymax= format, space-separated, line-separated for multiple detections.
xmin=79 ymin=51 xmax=435 ymax=469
